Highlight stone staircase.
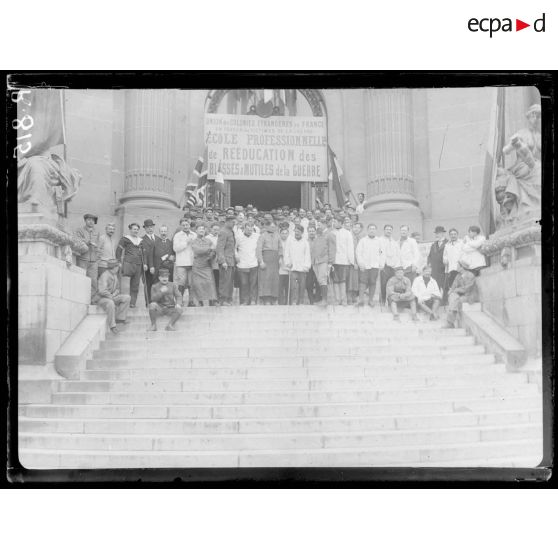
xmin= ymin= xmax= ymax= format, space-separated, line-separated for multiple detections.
xmin=19 ymin=305 xmax=543 ymax=468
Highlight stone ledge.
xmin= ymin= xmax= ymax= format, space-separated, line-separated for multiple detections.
xmin=54 ymin=314 xmax=107 ymax=379
xmin=461 ymin=303 xmax=527 ymax=369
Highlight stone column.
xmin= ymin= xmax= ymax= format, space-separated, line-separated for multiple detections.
xmin=119 ymin=90 xmax=179 ymax=224
xmin=363 ymin=89 xmax=422 ymax=230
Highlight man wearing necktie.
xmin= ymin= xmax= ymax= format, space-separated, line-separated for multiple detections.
xmin=141 ymin=219 xmax=158 ymax=302
xmin=152 ymin=225 xmax=176 ymax=282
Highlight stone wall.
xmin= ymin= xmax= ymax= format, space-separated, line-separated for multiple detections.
xmin=19 ymin=253 xmax=90 ymax=367
xmin=477 ymin=241 xmax=541 ymax=356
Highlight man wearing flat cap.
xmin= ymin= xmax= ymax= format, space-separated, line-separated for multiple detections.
xmin=141 ymin=219 xmax=158 ymax=303
xmin=148 ymin=268 xmax=183 ymax=331
xmin=445 ymin=260 xmax=478 ymax=328
xmin=427 ymin=226 xmax=448 ymax=298
xmin=74 ymin=213 xmax=101 ymax=301
xmin=92 ymin=259 xmax=131 ymax=334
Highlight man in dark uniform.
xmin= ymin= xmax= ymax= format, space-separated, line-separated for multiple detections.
xmin=148 ymin=268 xmax=183 ymax=331
xmin=152 ymin=224 xmax=175 ymax=281
xmin=141 ymin=219 xmax=158 ymax=303
xmin=216 ymin=215 xmax=236 ymax=305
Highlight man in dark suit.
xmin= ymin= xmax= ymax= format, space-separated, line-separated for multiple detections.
xmin=427 ymin=226 xmax=448 ymax=298
xmin=140 ymin=219 xmax=158 ymax=303
xmin=216 ymin=215 xmax=236 ymax=305
xmin=152 ymin=224 xmax=175 ymax=281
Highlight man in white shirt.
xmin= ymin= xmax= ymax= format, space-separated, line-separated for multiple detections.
xmin=331 ymin=216 xmax=355 ymax=305
xmin=284 ymin=224 xmax=311 ymax=305
xmin=172 ymin=218 xmax=196 ymax=306
xmin=442 ymin=227 xmax=463 ymax=304
xmin=379 ymin=224 xmax=401 ymax=306
xmin=412 ymin=265 xmax=442 ymax=320
xmin=97 ymin=222 xmax=117 ymax=278
xmin=355 ymin=223 xmax=385 ymax=307
xmin=398 ymin=225 xmax=421 ymax=283
xmin=235 ymin=223 xmax=259 ymax=305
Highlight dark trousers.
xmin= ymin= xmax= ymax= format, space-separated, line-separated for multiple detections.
xmin=238 ymin=267 xmax=258 ymax=305
xmin=144 ymin=269 xmax=155 ymax=303
xmin=213 ymin=269 xmax=220 ymax=294
xmin=380 ymin=265 xmax=395 ymax=304
xmin=306 ymin=268 xmax=321 ymax=304
xmin=125 ymin=263 xmax=142 ymax=306
xmin=219 ymin=265 xmax=234 ymax=302
xmin=279 ymin=274 xmax=289 ymax=305
xmin=289 ymin=271 xmax=307 ymax=305
xmin=359 ymin=268 xmax=379 ymax=302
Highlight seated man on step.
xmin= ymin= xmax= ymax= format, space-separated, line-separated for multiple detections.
xmin=444 ymin=261 xmax=478 ymax=329
xmin=386 ymin=266 xmax=418 ymax=322
xmin=412 ymin=265 xmax=442 ymax=320
xmin=148 ymin=268 xmax=183 ymax=331
xmin=92 ymin=259 xmax=131 ymax=335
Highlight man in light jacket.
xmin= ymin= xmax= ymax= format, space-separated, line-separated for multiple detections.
xmin=284 ymin=224 xmax=311 ymax=305
xmin=331 ymin=216 xmax=355 ymax=305
xmin=235 ymin=223 xmax=259 ymax=305
xmin=355 ymin=223 xmax=384 ymax=307
xmin=412 ymin=265 xmax=442 ymax=320
xmin=172 ymin=218 xmax=196 ymax=306
xmin=398 ymin=225 xmax=421 ymax=283
xmin=307 ymin=221 xmax=336 ymax=306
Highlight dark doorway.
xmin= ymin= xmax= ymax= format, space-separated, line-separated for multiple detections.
xmin=230 ymin=181 xmax=301 ymax=210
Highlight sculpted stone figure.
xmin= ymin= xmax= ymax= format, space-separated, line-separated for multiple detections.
xmin=494 ymin=104 xmax=541 ymax=228
xmin=17 ymin=153 xmax=81 ymax=226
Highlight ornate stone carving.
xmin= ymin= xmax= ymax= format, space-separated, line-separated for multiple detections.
xmin=18 ymin=222 xmax=83 ymax=265
xmin=494 ymin=104 xmax=541 ymax=230
xmin=479 ymin=224 xmax=541 ymax=257
xmin=17 ymin=154 xmax=81 ymax=224
xmin=206 ymin=89 xmax=326 ymax=117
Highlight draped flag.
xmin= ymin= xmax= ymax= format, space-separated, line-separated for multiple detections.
xmin=17 ymin=89 xmax=66 ymax=158
xmin=478 ymin=88 xmax=506 ymax=236
xmin=328 ymin=146 xmax=353 ymax=208
xmin=179 ymin=147 xmax=208 ymax=209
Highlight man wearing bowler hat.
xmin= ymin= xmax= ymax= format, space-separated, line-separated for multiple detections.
xmin=141 ymin=219 xmax=158 ymax=303
xmin=427 ymin=226 xmax=448 ymax=298
xmin=92 ymin=259 xmax=131 ymax=334
xmin=74 ymin=213 xmax=101 ymax=301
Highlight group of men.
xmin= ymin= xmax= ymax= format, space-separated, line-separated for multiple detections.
xmin=74 ymin=204 xmax=484 ymax=332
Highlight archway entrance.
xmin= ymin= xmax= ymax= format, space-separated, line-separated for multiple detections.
xmin=230 ymin=180 xmax=301 ymax=210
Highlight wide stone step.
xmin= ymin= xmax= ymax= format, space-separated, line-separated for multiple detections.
xmin=50 ymin=383 xmax=539 ymax=406
xmin=19 ymin=409 xmax=542 ymax=435
xmin=54 ymin=372 xmax=528 ymax=394
xmin=91 ymin=345 xmax=485 ymax=360
xmin=86 ymin=354 xmax=496 ymax=370
xmin=18 ymin=423 xmax=542 ymax=452
xmin=111 ymin=325 xmax=464 ymax=338
xmin=19 ymin=395 xmax=542 ymax=419
xmin=18 ymin=438 xmax=543 ymax=469
xmin=100 ymin=336 xmax=475 ymax=350
xmin=80 ymin=363 xmax=507 ymax=381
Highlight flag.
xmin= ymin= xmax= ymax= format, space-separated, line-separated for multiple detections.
xmin=17 ymin=89 xmax=65 ymax=158
xmin=328 ymin=146 xmax=353 ymax=208
xmin=479 ymin=88 xmax=506 ymax=236
xmin=179 ymin=147 xmax=208 ymax=209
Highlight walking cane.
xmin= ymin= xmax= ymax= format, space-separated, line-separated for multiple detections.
xmin=287 ymin=270 xmax=291 ymax=306
xmin=139 ymin=244 xmax=149 ymax=308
